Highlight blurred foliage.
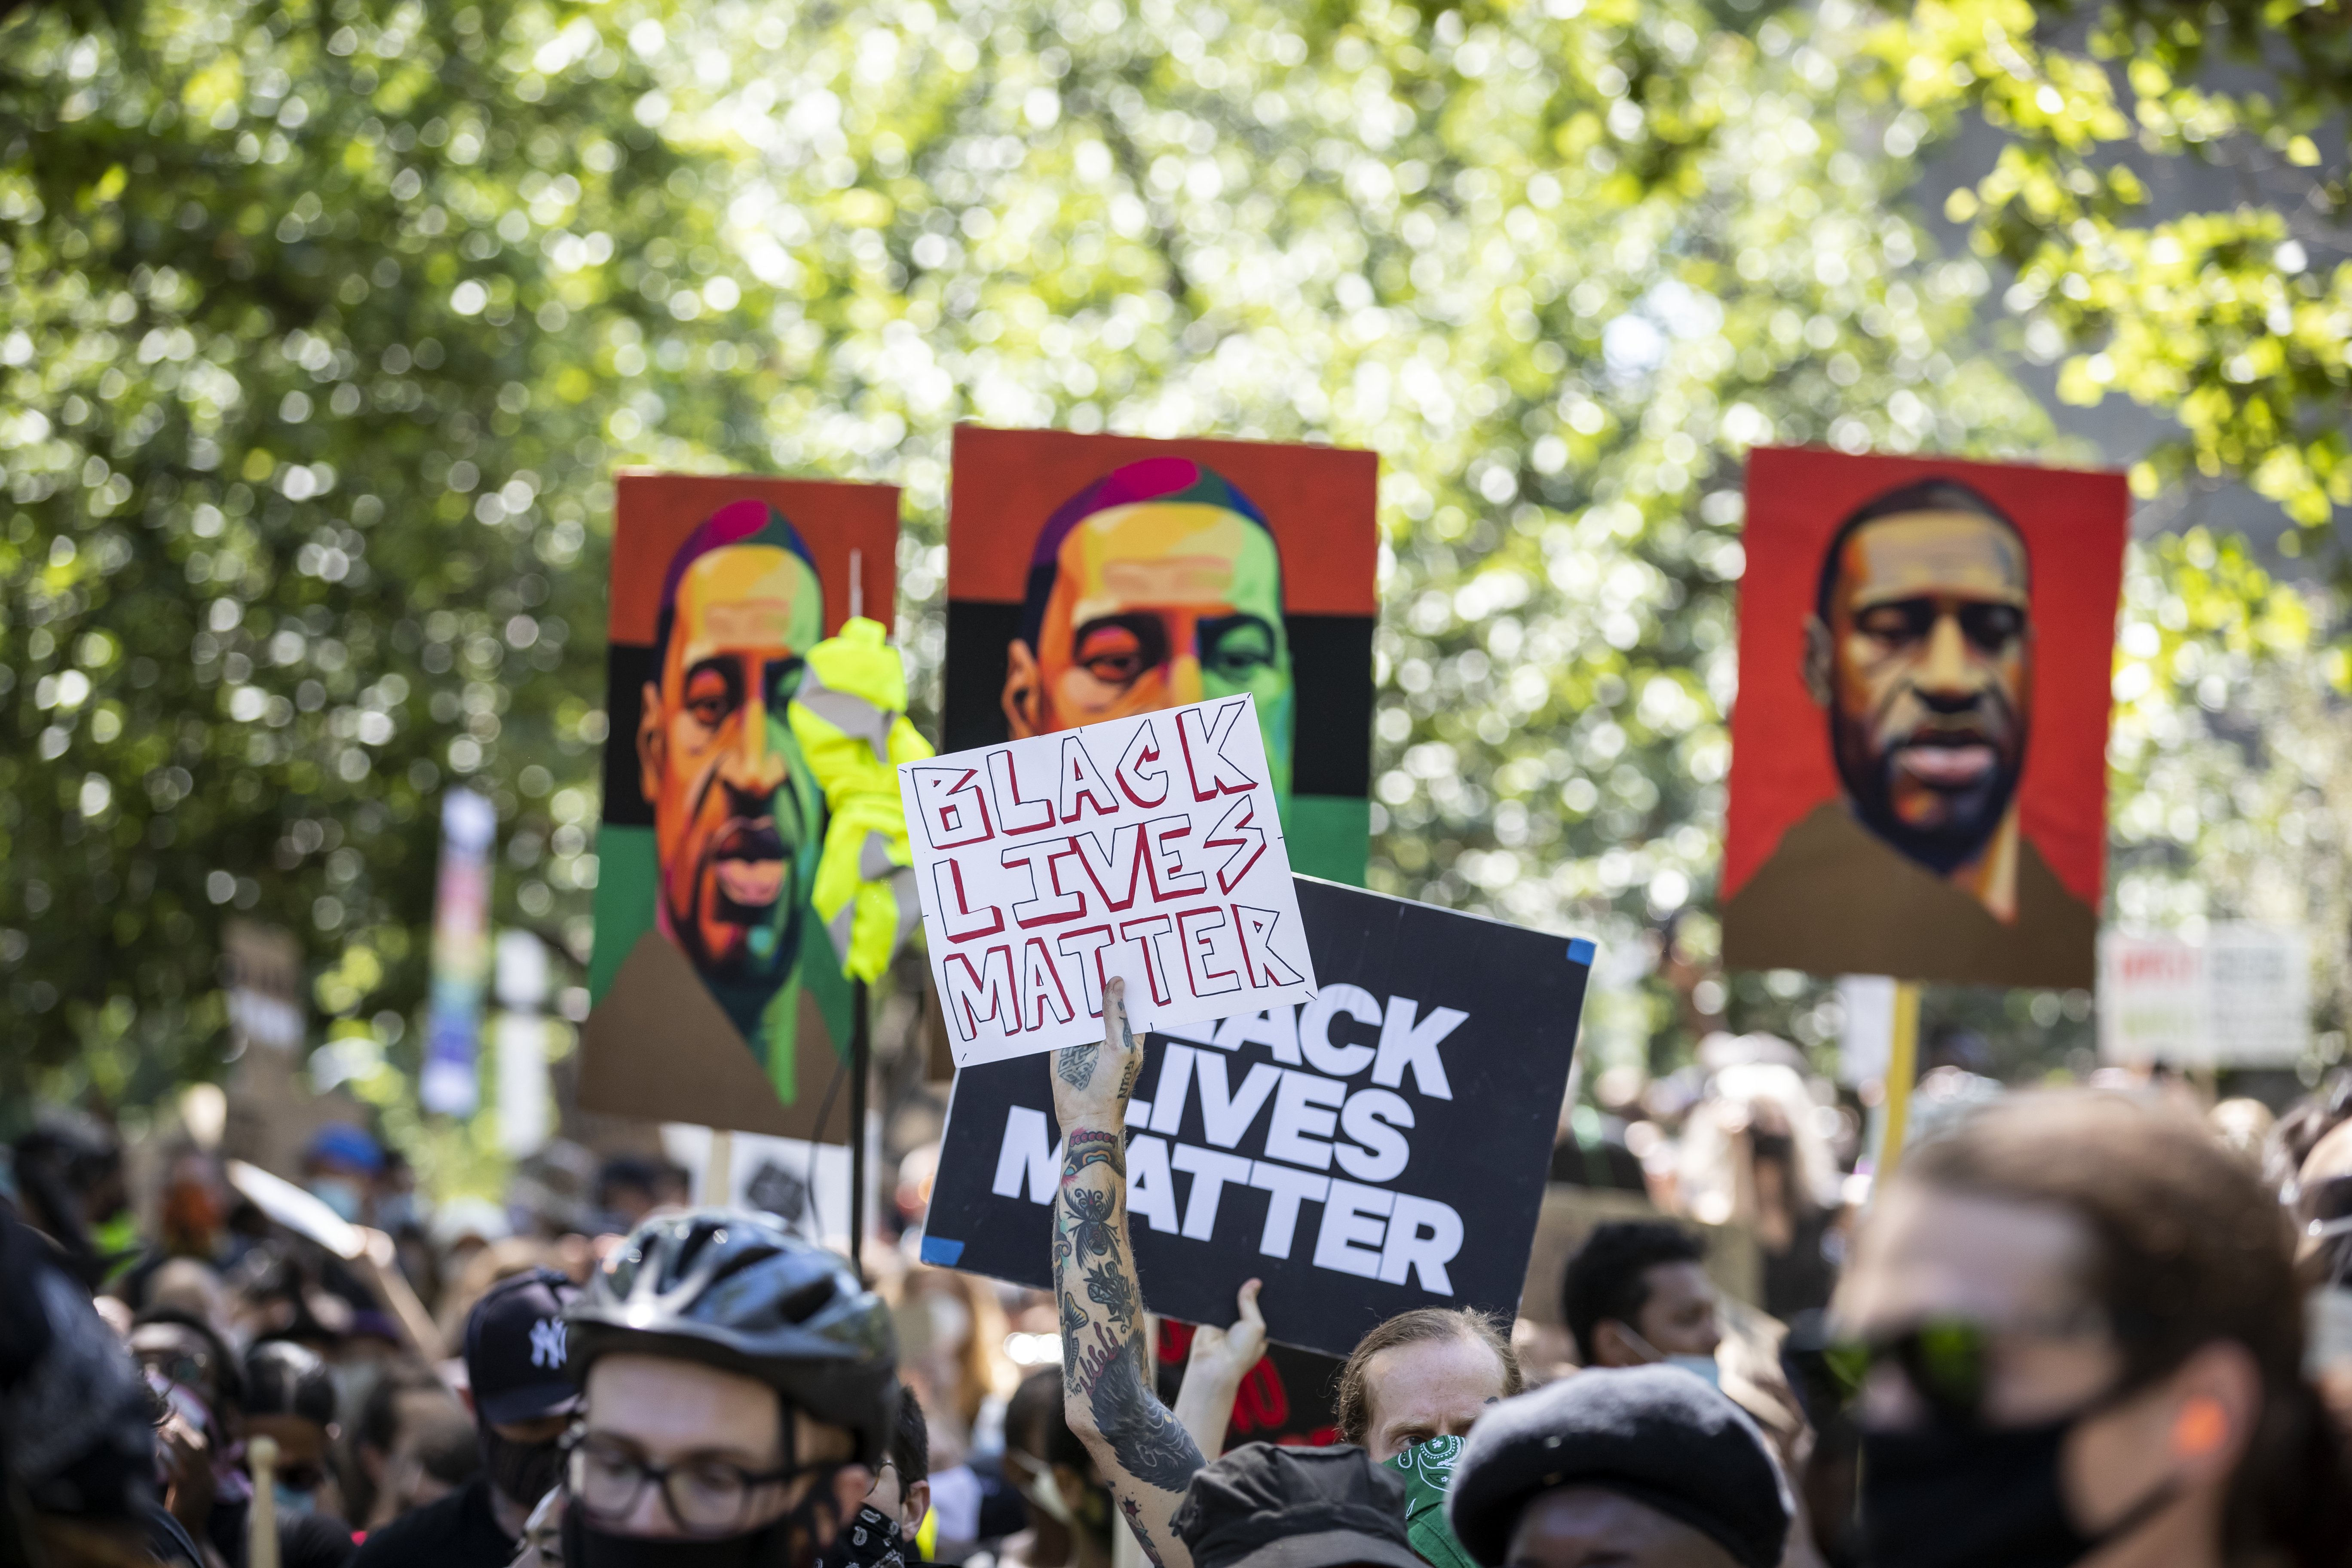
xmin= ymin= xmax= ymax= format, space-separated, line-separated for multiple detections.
xmin=1869 ymin=0 xmax=2352 ymax=541
xmin=3 ymin=0 xmax=2346 ymax=1124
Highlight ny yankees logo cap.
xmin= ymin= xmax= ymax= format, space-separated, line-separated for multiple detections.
xmin=463 ymin=1267 xmax=585 ymax=1426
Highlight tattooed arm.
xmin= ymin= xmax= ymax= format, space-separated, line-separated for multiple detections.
xmin=1050 ymin=979 xmax=1205 ymax=1568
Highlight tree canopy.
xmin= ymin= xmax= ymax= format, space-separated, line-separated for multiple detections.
xmin=4 ymin=0 xmax=2345 ymax=1136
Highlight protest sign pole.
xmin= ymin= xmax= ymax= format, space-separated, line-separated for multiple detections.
xmin=1874 ymin=980 xmax=1922 ymax=1186
xmin=849 ymin=978 xmax=870 ymax=1283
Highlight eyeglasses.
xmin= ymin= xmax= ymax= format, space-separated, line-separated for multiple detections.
xmin=135 ymin=1347 xmax=215 ymax=1393
xmin=2285 ymin=1174 xmax=2352 ymax=1240
xmin=1824 ymin=1314 xmax=2105 ymax=1426
xmin=566 ymin=1433 xmax=797 ymax=1537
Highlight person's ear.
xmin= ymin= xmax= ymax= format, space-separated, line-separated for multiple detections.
xmin=1002 ymin=640 xmax=1043 ymax=737
xmin=906 ymin=1477 xmax=931 ymax=1537
xmin=638 ymin=679 xmax=665 ymax=802
xmin=2164 ymin=1342 xmax=2260 ymax=1482
xmin=1802 ymin=614 xmax=1834 ymax=707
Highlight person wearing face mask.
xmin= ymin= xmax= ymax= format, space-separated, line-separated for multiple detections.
xmin=353 ymin=1268 xmax=580 ymax=1568
xmin=1835 ymin=1090 xmax=2352 ymax=1568
xmin=242 ymin=1341 xmax=358 ymax=1568
xmin=508 ymin=1210 xmax=905 ymax=1568
xmin=1562 ymin=1223 xmax=1724 ymax=1387
xmin=302 ymin=1126 xmax=386 ymax=1229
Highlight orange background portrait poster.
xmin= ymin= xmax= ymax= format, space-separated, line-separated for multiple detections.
xmin=1720 ymin=447 xmax=2127 ymax=989
xmin=942 ymin=426 xmax=1380 ymax=885
xmin=584 ymin=472 xmax=898 ymax=1141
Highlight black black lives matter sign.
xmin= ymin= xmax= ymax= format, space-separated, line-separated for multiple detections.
xmin=919 ymin=877 xmax=1593 ymax=1362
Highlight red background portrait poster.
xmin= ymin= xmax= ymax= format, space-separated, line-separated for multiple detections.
xmin=1720 ymin=447 xmax=2127 ymax=989
xmin=583 ymin=472 xmax=899 ymax=1140
xmin=943 ymin=426 xmax=1380 ymax=886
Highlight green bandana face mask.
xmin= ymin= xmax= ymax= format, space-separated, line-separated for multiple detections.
xmin=1385 ymin=1436 xmax=1480 ymax=1568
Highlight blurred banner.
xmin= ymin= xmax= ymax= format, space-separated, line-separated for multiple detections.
xmin=220 ymin=920 xmax=314 ymax=1173
xmin=2100 ymin=924 xmax=2311 ymax=1068
xmin=942 ymin=426 xmax=1379 ymax=887
xmin=496 ymin=929 xmax=551 ymax=1158
xmin=583 ymin=473 xmax=899 ymax=1142
xmin=1837 ymin=974 xmax=1898 ymax=1087
xmin=1721 ymin=448 xmax=2128 ymax=990
xmin=422 ymin=788 xmax=497 ymax=1115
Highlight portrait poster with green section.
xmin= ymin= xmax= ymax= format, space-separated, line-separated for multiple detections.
xmin=582 ymin=472 xmax=899 ymax=1142
xmin=941 ymin=426 xmax=1378 ymax=887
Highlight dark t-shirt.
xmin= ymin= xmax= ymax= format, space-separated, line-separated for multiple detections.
xmin=352 ymin=1478 xmax=514 ymax=1568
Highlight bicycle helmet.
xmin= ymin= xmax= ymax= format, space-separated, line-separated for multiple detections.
xmin=565 ymin=1209 xmax=898 ymax=1468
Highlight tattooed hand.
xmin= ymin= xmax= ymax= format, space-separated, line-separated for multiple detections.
xmin=1050 ymin=977 xmax=1145 ymax=1132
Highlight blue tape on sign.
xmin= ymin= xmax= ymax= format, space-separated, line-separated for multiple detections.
xmin=919 ymin=1235 xmax=965 ymax=1267
xmin=1567 ymin=939 xmax=1596 ymax=965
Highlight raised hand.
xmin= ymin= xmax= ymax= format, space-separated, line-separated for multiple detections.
xmin=1174 ymin=1279 xmax=1267 ymax=1458
xmin=1050 ymin=976 xmax=1145 ymax=1133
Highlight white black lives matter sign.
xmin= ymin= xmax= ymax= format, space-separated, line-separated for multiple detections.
xmin=900 ymin=694 xmax=1317 ymax=1068
xmin=918 ymin=877 xmax=1595 ymax=1361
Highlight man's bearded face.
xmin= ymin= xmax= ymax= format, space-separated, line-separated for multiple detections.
xmin=1822 ymin=510 xmax=2033 ymax=873
xmin=641 ymin=544 xmax=823 ymax=985
xmin=1007 ymin=501 xmax=1292 ymax=800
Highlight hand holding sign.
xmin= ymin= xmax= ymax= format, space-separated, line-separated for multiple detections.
xmin=902 ymin=695 xmax=1317 ymax=1066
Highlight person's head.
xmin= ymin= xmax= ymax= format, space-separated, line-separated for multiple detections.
xmin=866 ymin=1382 xmax=931 ymax=1540
xmin=1002 ymin=457 xmax=1293 ymax=801
xmin=463 ymin=1266 xmax=583 ymax=1511
xmin=1173 ymin=1444 xmax=1423 ymax=1568
xmin=1335 ymin=1308 xmax=1522 ymax=1462
xmin=300 ymin=1123 xmax=384 ymax=1224
xmin=352 ymin=1366 xmax=472 ymax=1528
xmin=243 ymin=1341 xmax=341 ymax=1516
xmin=597 ymin=1155 xmax=667 ymax=1230
xmin=1803 ymin=478 xmax=2032 ymax=876
xmin=1447 ymin=1367 xmax=1790 ymax=1568
xmin=637 ymin=501 xmax=827 ymax=1035
xmin=1562 ymin=1222 xmax=1720 ymax=1372
xmin=129 ymin=1306 xmax=242 ymax=1426
xmin=1836 ymin=1090 xmax=2349 ymax=1568
xmin=563 ymin=1210 xmax=897 ymax=1567
xmin=12 ymin=1109 xmax=128 ymax=1270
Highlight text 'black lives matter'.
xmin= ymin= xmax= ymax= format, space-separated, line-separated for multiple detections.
xmin=919 ymin=876 xmax=1596 ymax=1360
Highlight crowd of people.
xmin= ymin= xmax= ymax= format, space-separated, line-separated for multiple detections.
xmin=10 ymin=984 xmax=2352 ymax=1568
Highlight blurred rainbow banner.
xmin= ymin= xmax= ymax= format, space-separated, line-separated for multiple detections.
xmin=421 ymin=788 xmax=496 ymax=1115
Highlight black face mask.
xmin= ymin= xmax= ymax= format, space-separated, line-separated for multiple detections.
xmin=484 ymin=1426 xmax=566 ymax=1513
xmin=1861 ymin=1409 xmax=2179 ymax=1568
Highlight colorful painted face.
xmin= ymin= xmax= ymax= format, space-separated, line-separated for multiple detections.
xmin=1008 ymin=501 xmax=1292 ymax=799
xmin=1821 ymin=510 xmax=2032 ymax=874
xmin=640 ymin=543 xmax=824 ymax=1028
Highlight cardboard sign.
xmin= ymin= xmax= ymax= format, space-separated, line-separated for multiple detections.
xmin=901 ymin=694 xmax=1316 ymax=1067
xmin=2099 ymin=925 xmax=2310 ymax=1067
xmin=582 ymin=472 xmax=899 ymax=1141
xmin=916 ymin=877 xmax=1593 ymax=1361
xmin=943 ymin=426 xmax=1379 ymax=887
xmin=1721 ymin=447 xmax=2127 ymax=989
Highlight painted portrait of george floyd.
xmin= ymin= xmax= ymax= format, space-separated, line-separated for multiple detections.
xmin=1719 ymin=447 xmax=2128 ymax=989
xmin=942 ymin=425 xmax=1380 ymax=884
xmin=581 ymin=473 xmax=899 ymax=1140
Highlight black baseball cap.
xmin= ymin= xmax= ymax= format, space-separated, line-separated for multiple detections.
xmin=1446 ymin=1367 xmax=1790 ymax=1568
xmin=464 ymin=1268 xmax=583 ymax=1426
xmin=1172 ymin=1444 xmax=1423 ymax=1568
